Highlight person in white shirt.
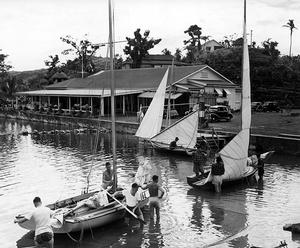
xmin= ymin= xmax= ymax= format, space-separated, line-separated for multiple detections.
xmin=114 ymin=183 xmax=144 ymax=225
xmin=14 ymin=197 xmax=54 ymax=248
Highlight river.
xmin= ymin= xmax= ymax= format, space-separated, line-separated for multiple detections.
xmin=0 ymin=119 xmax=300 ymax=248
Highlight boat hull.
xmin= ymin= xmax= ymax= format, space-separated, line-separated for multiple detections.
xmin=55 ymin=205 xmax=125 ymax=233
xmin=17 ymin=191 xmax=126 ymax=233
xmin=150 ymin=141 xmax=195 ymax=156
xmin=187 ymin=166 xmax=257 ymax=190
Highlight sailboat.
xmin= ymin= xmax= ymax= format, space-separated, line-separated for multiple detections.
xmin=135 ymin=68 xmax=169 ymax=140
xmin=150 ymin=110 xmax=199 ymax=155
xmin=135 ymin=67 xmax=200 ymax=155
xmin=15 ymin=0 xmax=126 ymax=234
xmin=187 ymin=0 xmax=257 ymax=189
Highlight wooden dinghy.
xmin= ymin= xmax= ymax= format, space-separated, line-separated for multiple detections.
xmin=15 ymin=191 xmax=125 ymax=233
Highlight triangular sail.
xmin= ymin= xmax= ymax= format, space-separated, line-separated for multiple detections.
xmin=135 ymin=68 xmax=169 ymax=139
xmin=218 ymin=0 xmax=251 ymax=180
xmin=150 ymin=110 xmax=199 ymax=149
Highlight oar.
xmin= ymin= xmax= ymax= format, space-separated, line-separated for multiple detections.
xmin=101 ymin=186 xmax=146 ymax=224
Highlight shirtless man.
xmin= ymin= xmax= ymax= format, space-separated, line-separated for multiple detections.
xmin=143 ymin=175 xmax=165 ymax=220
xmin=102 ymin=162 xmax=114 ymax=189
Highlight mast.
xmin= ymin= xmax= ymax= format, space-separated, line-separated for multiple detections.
xmin=166 ymin=58 xmax=174 ymax=126
xmin=108 ymin=0 xmax=117 ymax=189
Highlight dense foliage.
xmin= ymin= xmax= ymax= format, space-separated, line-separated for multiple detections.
xmin=198 ymin=46 xmax=300 ymax=105
xmin=124 ymin=29 xmax=161 ymax=68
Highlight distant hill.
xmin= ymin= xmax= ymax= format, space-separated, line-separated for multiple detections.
xmin=9 ymin=68 xmax=47 ymax=83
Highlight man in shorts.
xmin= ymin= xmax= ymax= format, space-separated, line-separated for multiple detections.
xmin=142 ymin=175 xmax=165 ymax=221
xmin=15 ymin=197 xmax=54 ymax=248
xmin=211 ymin=156 xmax=225 ymax=193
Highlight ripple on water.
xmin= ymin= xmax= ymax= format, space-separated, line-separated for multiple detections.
xmin=1 ymin=120 xmax=300 ymax=248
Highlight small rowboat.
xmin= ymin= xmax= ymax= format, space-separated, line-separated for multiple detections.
xmin=15 ymin=191 xmax=126 ymax=233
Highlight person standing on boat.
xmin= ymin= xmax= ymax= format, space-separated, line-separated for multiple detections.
xmin=211 ymin=156 xmax=225 ymax=193
xmin=102 ymin=162 xmax=114 ymax=189
xmin=142 ymin=175 xmax=165 ymax=221
xmin=193 ymin=141 xmax=207 ymax=178
xmin=14 ymin=197 xmax=54 ymax=248
xmin=114 ymin=183 xmax=145 ymax=224
xmin=169 ymin=137 xmax=179 ymax=150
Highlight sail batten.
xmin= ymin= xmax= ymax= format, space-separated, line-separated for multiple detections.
xmin=150 ymin=110 xmax=198 ymax=149
xmin=135 ymin=68 xmax=169 ymax=139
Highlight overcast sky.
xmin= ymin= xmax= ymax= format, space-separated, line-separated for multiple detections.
xmin=1 ymin=0 xmax=299 ymax=71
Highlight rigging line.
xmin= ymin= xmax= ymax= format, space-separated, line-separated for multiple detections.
xmin=86 ymin=42 xmax=111 ymax=193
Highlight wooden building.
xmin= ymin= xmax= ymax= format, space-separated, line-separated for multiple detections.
xmin=16 ymin=65 xmax=240 ymax=117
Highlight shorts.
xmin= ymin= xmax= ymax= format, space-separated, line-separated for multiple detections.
xmin=212 ymin=175 xmax=223 ymax=185
xmin=35 ymin=232 xmax=53 ymax=244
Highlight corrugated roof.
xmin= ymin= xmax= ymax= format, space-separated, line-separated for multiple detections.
xmin=46 ymin=66 xmax=208 ymax=90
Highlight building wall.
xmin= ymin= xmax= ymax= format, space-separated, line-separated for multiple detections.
xmin=202 ymin=40 xmax=223 ymax=52
xmin=189 ymin=68 xmax=221 ymax=81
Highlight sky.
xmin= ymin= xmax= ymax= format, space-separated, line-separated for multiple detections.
xmin=1 ymin=0 xmax=300 ymax=71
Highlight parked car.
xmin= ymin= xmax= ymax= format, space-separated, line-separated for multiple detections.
xmin=262 ymin=101 xmax=280 ymax=112
xmin=208 ymin=105 xmax=233 ymax=122
xmin=251 ymin=101 xmax=263 ymax=112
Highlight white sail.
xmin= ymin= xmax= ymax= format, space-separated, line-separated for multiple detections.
xmin=218 ymin=0 xmax=251 ymax=181
xmin=241 ymin=2 xmax=251 ymax=130
xmin=150 ymin=110 xmax=199 ymax=149
xmin=135 ymin=68 xmax=169 ymax=139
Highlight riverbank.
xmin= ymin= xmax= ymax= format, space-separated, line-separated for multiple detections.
xmin=0 ymin=110 xmax=299 ymax=155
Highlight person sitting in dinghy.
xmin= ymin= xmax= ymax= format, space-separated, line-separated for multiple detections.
xmin=169 ymin=137 xmax=179 ymax=150
xmin=102 ymin=162 xmax=114 ymax=189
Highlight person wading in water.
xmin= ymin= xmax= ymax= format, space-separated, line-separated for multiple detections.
xmin=142 ymin=175 xmax=165 ymax=221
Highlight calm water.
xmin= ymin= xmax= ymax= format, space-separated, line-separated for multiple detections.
xmin=1 ymin=119 xmax=300 ymax=248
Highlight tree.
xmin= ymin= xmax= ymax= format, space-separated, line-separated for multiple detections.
xmin=44 ymin=54 xmax=60 ymax=84
xmin=174 ymin=48 xmax=182 ymax=61
xmin=45 ymin=55 xmax=60 ymax=72
xmin=1 ymin=76 xmax=24 ymax=99
xmin=262 ymin=38 xmax=280 ymax=59
xmin=183 ymin=25 xmax=211 ymax=63
xmin=0 ymin=51 xmax=12 ymax=76
xmin=283 ymin=19 xmax=297 ymax=57
xmin=162 ymin=48 xmax=171 ymax=55
xmin=123 ymin=29 xmax=161 ymax=68
xmin=60 ymin=35 xmax=102 ymax=77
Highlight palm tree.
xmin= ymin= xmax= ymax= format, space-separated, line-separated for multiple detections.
xmin=283 ymin=19 xmax=297 ymax=57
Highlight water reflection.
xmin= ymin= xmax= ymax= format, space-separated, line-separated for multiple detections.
xmin=147 ymin=219 xmax=163 ymax=248
xmin=187 ymin=187 xmax=248 ymax=247
xmin=1 ymin=119 xmax=300 ymax=247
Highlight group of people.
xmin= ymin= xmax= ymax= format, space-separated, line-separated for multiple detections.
xmin=15 ymin=143 xmax=265 ymax=247
xmin=114 ymin=174 xmax=165 ymax=225
xmin=192 ymin=139 xmax=225 ymax=193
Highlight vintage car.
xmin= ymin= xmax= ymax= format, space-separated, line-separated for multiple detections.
xmin=208 ymin=105 xmax=233 ymax=122
xmin=262 ymin=101 xmax=281 ymax=112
